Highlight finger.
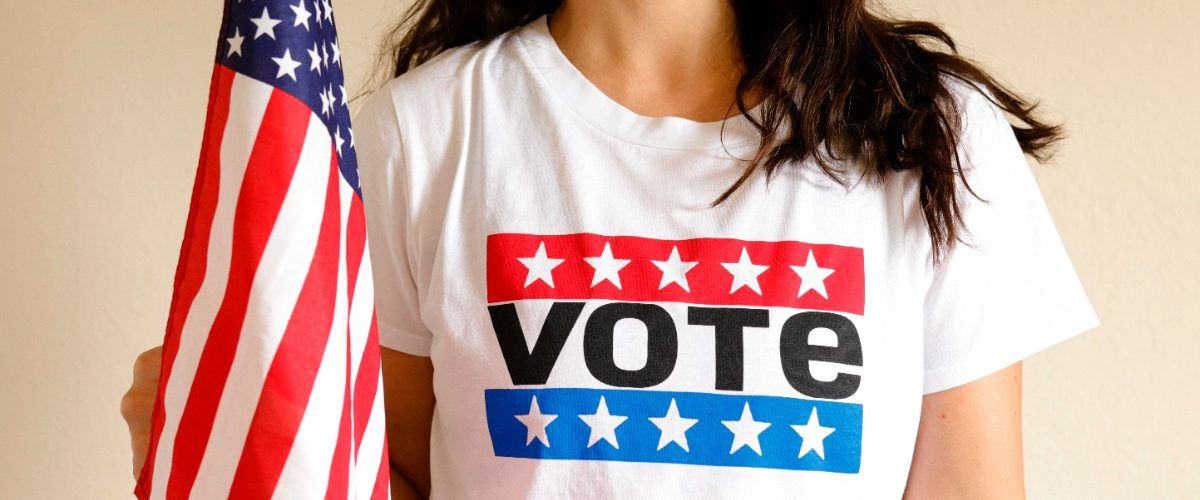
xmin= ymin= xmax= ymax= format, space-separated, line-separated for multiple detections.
xmin=121 ymin=391 xmax=155 ymax=434
xmin=132 ymin=347 xmax=163 ymax=384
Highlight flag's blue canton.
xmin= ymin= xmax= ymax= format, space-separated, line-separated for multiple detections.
xmin=485 ymin=388 xmax=863 ymax=473
xmin=217 ymin=0 xmax=360 ymax=195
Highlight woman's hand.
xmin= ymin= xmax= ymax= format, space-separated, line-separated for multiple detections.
xmin=118 ymin=344 xmax=434 ymax=499
xmin=121 ymin=346 xmax=162 ymax=479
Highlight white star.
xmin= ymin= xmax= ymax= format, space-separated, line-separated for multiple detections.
xmin=791 ymin=250 xmax=835 ymax=299
xmin=648 ymin=399 xmax=698 ymax=452
xmin=249 ymin=7 xmax=282 ymax=40
xmin=514 ymin=396 xmax=557 ymax=447
xmin=271 ymin=49 xmax=302 ymax=81
xmin=583 ymin=242 xmax=631 ymax=289
xmin=289 ymin=0 xmax=311 ymax=30
xmin=318 ymin=84 xmax=331 ymax=116
xmin=721 ymin=247 xmax=770 ymax=295
xmin=320 ymin=43 xmax=329 ymax=69
xmin=651 ymin=246 xmax=698 ymax=292
xmin=306 ymin=43 xmax=323 ymax=75
xmin=312 ymin=0 xmax=323 ymax=26
xmin=792 ymin=407 xmax=836 ymax=460
xmin=578 ymin=396 xmax=627 ymax=449
xmin=330 ymin=38 xmax=342 ymax=66
xmin=348 ymin=128 xmax=355 ymax=148
xmin=722 ymin=403 xmax=771 ymax=455
xmin=339 ymin=84 xmax=349 ymax=107
xmin=325 ymin=85 xmax=337 ymax=116
xmin=334 ymin=127 xmax=345 ymax=156
xmin=225 ymin=27 xmax=245 ymax=58
xmin=321 ymin=0 xmax=333 ymax=21
xmin=517 ymin=241 xmax=564 ymax=288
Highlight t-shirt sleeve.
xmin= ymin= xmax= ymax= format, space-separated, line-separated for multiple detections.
xmin=921 ymin=84 xmax=1100 ymax=394
xmin=354 ymin=86 xmax=434 ymax=357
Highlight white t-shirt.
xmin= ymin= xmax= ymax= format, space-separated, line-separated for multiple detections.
xmin=354 ymin=14 xmax=1100 ymax=500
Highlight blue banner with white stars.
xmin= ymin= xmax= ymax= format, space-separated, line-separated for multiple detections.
xmin=217 ymin=0 xmax=359 ymax=194
xmin=484 ymin=388 xmax=863 ymax=473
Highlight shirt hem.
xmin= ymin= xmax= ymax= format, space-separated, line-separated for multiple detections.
xmin=378 ymin=320 xmax=433 ymax=357
xmin=921 ymin=304 xmax=1101 ymax=395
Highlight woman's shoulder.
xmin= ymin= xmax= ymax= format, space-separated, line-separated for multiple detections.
xmin=352 ymin=24 xmax=534 ymax=188
xmin=939 ymin=75 xmax=1010 ymax=131
xmin=362 ymin=24 xmax=531 ymax=120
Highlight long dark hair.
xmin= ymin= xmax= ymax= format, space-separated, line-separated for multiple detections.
xmin=373 ymin=0 xmax=1062 ymax=264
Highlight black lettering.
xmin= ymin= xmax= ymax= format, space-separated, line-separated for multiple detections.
xmin=487 ymin=302 xmax=585 ymax=385
xmin=687 ymin=306 xmax=770 ymax=391
xmin=779 ymin=311 xmax=863 ymax=399
xmin=584 ymin=302 xmax=678 ymax=387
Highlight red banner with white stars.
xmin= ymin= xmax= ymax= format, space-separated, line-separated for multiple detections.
xmin=485 ymin=232 xmax=865 ymax=315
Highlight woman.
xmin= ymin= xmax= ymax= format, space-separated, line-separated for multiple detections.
xmin=123 ymin=0 xmax=1101 ymax=498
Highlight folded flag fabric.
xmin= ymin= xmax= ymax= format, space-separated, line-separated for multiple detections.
xmin=136 ymin=1 xmax=389 ymax=498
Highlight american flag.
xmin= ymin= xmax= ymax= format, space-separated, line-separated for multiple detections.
xmin=135 ymin=1 xmax=389 ymax=498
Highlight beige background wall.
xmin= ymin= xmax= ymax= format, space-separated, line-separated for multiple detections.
xmin=1 ymin=0 xmax=1195 ymax=498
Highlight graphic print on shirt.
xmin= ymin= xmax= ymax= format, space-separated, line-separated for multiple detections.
xmin=483 ymin=232 xmax=866 ymax=474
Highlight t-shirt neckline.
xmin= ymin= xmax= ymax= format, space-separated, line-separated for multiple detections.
xmin=513 ymin=14 xmax=765 ymax=152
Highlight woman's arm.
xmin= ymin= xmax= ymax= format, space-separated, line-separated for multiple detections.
xmin=904 ymin=362 xmax=1025 ymax=499
xmin=381 ymin=347 xmax=435 ymax=500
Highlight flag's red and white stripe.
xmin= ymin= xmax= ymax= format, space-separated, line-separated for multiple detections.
xmin=136 ymin=65 xmax=389 ymax=500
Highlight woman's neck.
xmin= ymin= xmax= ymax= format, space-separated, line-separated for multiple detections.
xmin=548 ymin=0 xmax=754 ymax=122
